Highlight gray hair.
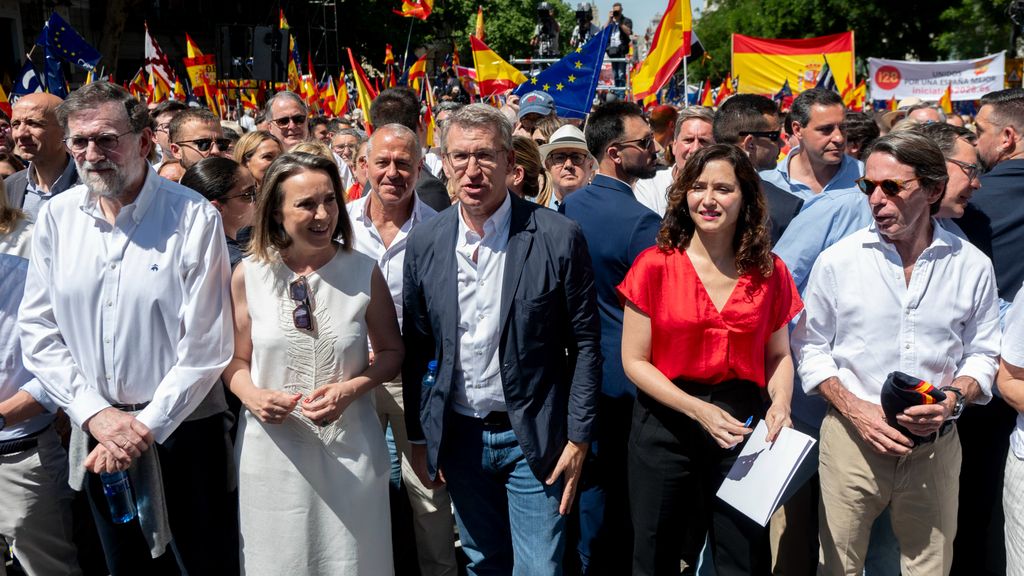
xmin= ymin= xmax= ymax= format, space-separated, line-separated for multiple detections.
xmin=863 ymin=131 xmax=949 ymax=212
xmin=674 ymin=106 xmax=715 ymax=140
xmin=366 ymin=123 xmax=422 ymax=165
xmin=56 ymin=81 xmax=150 ymax=134
xmin=914 ymin=122 xmax=976 ymax=157
xmin=335 ymin=127 xmax=367 ymax=144
xmin=264 ymin=91 xmax=307 ymax=120
xmin=906 ymin=103 xmax=947 ymax=122
xmin=440 ymin=103 xmax=513 ymax=154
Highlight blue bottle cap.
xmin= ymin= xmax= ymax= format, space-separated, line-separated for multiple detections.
xmin=427 ymin=360 xmax=438 ymax=371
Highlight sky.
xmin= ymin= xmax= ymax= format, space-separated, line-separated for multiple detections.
xmin=587 ymin=0 xmax=706 ymax=34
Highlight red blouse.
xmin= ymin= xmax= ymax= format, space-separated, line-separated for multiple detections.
xmin=617 ymin=247 xmax=803 ymax=387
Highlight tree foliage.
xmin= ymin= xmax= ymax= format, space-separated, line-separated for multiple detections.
xmin=692 ymin=0 xmax=1016 ymax=84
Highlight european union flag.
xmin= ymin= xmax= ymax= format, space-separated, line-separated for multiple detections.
xmin=35 ymin=12 xmax=101 ymax=70
xmin=512 ymin=24 xmax=613 ymax=119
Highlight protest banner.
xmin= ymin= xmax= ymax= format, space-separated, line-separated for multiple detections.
xmin=868 ymin=52 xmax=1005 ymax=101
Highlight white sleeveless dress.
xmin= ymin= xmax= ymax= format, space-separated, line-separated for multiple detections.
xmin=236 ymin=248 xmax=393 ymax=575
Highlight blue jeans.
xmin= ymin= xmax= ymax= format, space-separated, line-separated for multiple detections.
xmin=441 ymin=413 xmax=566 ymax=576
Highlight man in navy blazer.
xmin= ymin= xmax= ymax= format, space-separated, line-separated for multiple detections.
xmin=402 ymin=103 xmax=602 ymax=575
xmin=559 ymin=100 xmax=662 ymax=574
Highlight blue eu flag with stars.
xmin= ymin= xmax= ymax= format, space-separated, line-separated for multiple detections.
xmin=35 ymin=12 xmax=101 ymax=70
xmin=513 ymin=24 xmax=613 ymax=119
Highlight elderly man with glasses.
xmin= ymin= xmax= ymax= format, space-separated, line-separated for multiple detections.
xmin=792 ymin=131 xmax=1000 ymax=576
xmin=19 ymin=81 xmax=237 ymax=575
xmin=168 ymin=107 xmax=230 ymax=171
xmin=538 ymin=124 xmax=596 ymax=210
xmin=264 ymin=91 xmax=309 ymax=151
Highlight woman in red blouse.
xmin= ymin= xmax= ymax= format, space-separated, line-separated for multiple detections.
xmin=619 ymin=144 xmax=802 ymax=576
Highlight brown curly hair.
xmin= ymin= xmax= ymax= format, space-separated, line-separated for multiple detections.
xmin=658 ymin=144 xmax=774 ymax=277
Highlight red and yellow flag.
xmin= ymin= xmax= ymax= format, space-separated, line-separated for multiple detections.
xmin=470 ymin=36 xmax=526 ymax=97
xmin=321 ymin=77 xmax=337 ymax=116
xmin=474 ymin=6 xmax=485 ymax=41
xmin=0 ymin=84 xmax=11 ymax=119
xmin=939 ymin=84 xmax=953 ymax=115
xmin=184 ymin=33 xmax=216 ymax=98
xmin=128 ymin=68 xmax=148 ymax=100
xmin=631 ymin=0 xmax=692 ymax=102
xmin=699 ymin=80 xmax=713 ymax=107
xmin=408 ymin=53 xmax=428 ymax=94
xmin=393 ymin=0 xmax=433 ymax=20
xmin=347 ymin=49 xmax=378 ymax=128
xmin=242 ymin=91 xmax=259 ymax=112
xmin=336 ymin=72 xmax=350 ymax=116
xmin=849 ymin=80 xmax=867 ymax=112
xmin=887 ymin=95 xmax=898 ymax=111
xmin=714 ymin=74 xmax=734 ymax=106
xmin=732 ymin=32 xmax=855 ymax=95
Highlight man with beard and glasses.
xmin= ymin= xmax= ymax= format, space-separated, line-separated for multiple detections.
xmin=5 ymin=93 xmax=80 ymax=218
xmin=18 ymin=81 xmax=237 ymax=575
xmin=559 ymin=100 xmax=662 ymax=575
xmin=950 ymin=87 xmax=1024 ymax=576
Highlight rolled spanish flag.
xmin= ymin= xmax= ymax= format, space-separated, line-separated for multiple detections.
xmin=470 ymin=36 xmax=526 ymax=97
xmin=939 ymin=83 xmax=953 ymax=115
xmin=347 ymin=48 xmax=378 ymax=128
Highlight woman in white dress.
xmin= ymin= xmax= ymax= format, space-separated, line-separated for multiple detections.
xmin=223 ymin=152 xmax=403 ymax=575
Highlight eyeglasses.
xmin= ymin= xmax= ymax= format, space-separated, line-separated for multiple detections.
xmin=445 ymin=149 xmax=502 ymax=172
xmin=289 ymin=276 xmax=314 ymax=332
xmin=272 ymin=114 xmax=308 ymax=128
xmin=738 ymin=130 xmax=782 ymax=142
xmin=176 ymin=138 xmax=232 ymax=153
xmin=855 ymin=177 xmax=921 ymax=196
xmin=947 ymin=158 xmax=980 ymax=182
xmin=64 ymin=131 xmax=136 ymax=153
xmin=223 ymin=185 xmax=258 ymax=204
xmin=548 ymin=152 xmax=589 ymax=166
xmin=155 ymin=123 xmax=171 ymax=133
xmin=614 ymin=135 xmax=654 ymax=151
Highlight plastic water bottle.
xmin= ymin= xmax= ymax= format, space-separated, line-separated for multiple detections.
xmin=422 ymin=360 xmax=438 ymax=387
xmin=100 ymin=470 xmax=137 ymax=524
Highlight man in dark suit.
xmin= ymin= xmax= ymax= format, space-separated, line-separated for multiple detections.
xmin=371 ymin=87 xmax=453 ymax=212
xmin=559 ymin=100 xmax=661 ymax=575
xmin=712 ymin=94 xmax=804 ymax=244
xmin=5 ymin=93 xmax=79 ymax=218
xmin=403 ymin=103 xmax=602 ymax=575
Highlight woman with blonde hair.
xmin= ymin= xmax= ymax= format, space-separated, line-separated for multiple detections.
xmin=508 ymin=135 xmax=548 ymax=200
xmin=224 ymin=151 xmax=402 ymax=575
xmin=233 ymin=130 xmax=283 ymax=185
xmin=0 ymin=177 xmax=31 ymax=257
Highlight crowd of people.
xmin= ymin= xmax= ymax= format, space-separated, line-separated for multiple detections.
xmin=0 ymin=63 xmax=1023 ymax=576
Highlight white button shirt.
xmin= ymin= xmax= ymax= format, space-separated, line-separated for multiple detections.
xmin=792 ymin=222 xmax=1000 ymax=405
xmin=18 ymin=168 xmax=234 ymax=443
xmin=346 ymin=192 xmax=437 ymax=330
xmin=452 ymin=193 xmax=512 ymax=418
xmin=1002 ymin=284 xmax=1024 ymax=458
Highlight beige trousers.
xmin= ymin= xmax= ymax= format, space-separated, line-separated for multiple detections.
xmin=0 ymin=427 xmax=80 ymax=576
xmin=818 ymin=408 xmax=960 ymax=576
xmin=376 ymin=380 xmax=458 ymax=576
xmin=1004 ymin=450 xmax=1024 ymax=576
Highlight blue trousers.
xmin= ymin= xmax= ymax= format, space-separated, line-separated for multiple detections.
xmin=441 ymin=413 xmax=566 ymax=576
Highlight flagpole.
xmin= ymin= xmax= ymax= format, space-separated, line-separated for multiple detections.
xmin=402 ymin=19 xmax=416 ymax=75
xmin=683 ymin=52 xmax=688 ymax=106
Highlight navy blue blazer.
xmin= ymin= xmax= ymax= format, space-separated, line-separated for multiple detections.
xmin=402 ymin=193 xmax=602 ymax=480
xmin=560 ymin=174 xmax=662 ymax=399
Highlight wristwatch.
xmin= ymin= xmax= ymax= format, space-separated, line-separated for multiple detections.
xmin=939 ymin=386 xmax=966 ymax=420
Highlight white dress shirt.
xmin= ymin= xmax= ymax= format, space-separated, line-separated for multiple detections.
xmin=633 ymin=167 xmax=674 ymax=216
xmin=1002 ymin=284 xmax=1024 ymax=458
xmin=792 ymin=221 xmax=1000 ymax=405
xmin=452 ymin=193 xmax=512 ymax=418
xmin=18 ymin=168 xmax=234 ymax=444
xmin=346 ymin=192 xmax=437 ymax=330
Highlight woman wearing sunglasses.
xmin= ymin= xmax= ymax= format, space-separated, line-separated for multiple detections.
xmin=619 ymin=145 xmax=801 ymax=575
xmin=223 ymin=152 xmax=402 ymax=575
xmin=180 ymin=156 xmax=257 ymax=269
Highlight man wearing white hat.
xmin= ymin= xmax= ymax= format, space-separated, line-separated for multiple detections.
xmin=540 ymin=124 xmax=596 ymax=210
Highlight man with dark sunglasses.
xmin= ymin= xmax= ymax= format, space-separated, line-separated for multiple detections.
xmin=712 ymin=94 xmax=804 ymax=245
xmin=265 ymin=91 xmax=309 ymax=151
xmin=168 ymin=107 xmax=229 ymax=171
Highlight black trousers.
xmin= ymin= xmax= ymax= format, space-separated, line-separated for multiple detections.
xmin=85 ymin=412 xmax=238 ymax=576
xmin=628 ymin=381 xmax=771 ymax=576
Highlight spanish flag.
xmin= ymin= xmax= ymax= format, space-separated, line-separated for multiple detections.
xmin=699 ymin=80 xmax=713 ymax=107
xmin=242 ymin=90 xmax=259 ymax=112
xmin=474 ymin=6 xmax=485 ymax=41
xmin=631 ymin=0 xmax=692 ymax=102
xmin=714 ymin=74 xmax=734 ymax=106
xmin=408 ymin=53 xmax=428 ymax=94
xmin=336 ymin=73 xmax=350 ymax=116
xmin=347 ymin=48 xmax=377 ymax=128
xmin=321 ymin=78 xmax=337 ymax=116
xmin=0 ymin=84 xmax=11 ymax=119
xmin=470 ymin=36 xmax=526 ymax=97
xmin=849 ymin=80 xmax=867 ymax=112
xmin=887 ymin=95 xmax=898 ymax=111
xmin=732 ymin=32 xmax=854 ymax=96
xmin=184 ymin=33 xmax=216 ymax=98
xmin=939 ymin=84 xmax=953 ymax=115
xmin=393 ymin=0 xmax=433 ymax=20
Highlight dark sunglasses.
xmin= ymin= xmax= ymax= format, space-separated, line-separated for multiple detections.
xmin=738 ymin=130 xmax=782 ymax=142
xmin=855 ymin=176 xmax=921 ymax=196
xmin=289 ymin=276 xmax=314 ymax=332
xmin=614 ymin=135 xmax=654 ymax=150
xmin=272 ymin=114 xmax=308 ymax=128
xmin=177 ymin=138 xmax=232 ymax=153
xmin=947 ymin=158 xmax=980 ymax=182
